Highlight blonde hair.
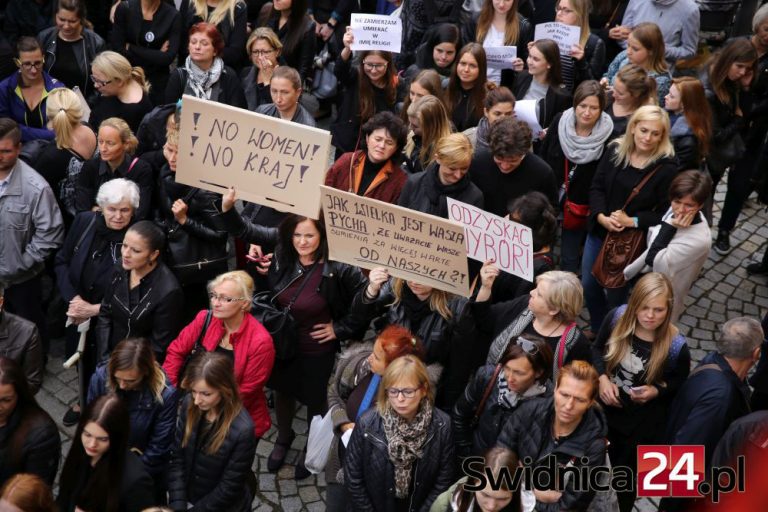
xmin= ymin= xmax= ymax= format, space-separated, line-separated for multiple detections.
xmin=193 ymin=0 xmax=240 ymax=29
xmin=435 ymin=133 xmax=474 ymax=169
xmin=406 ymin=95 xmax=452 ymax=168
xmin=556 ymin=360 xmax=599 ymax=401
xmin=535 ymin=271 xmax=583 ymax=323
xmin=107 ymin=338 xmax=167 ymax=405
xmin=376 ymin=355 xmax=434 ymax=415
xmin=46 ymin=88 xmax=83 ymax=150
xmin=99 ymin=118 xmax=138 ymax=155
xmin=604 ymin=273 xmax=678 ymax=386
xmin=165 ymin=127 xmax=179 ymax=147
xmin=391 ymin=278 xmax=453 ymax=321
xmin=92 ymin=51 xmax=150 ymax=93
xmin=246 ymin=26 xmax=282 ymax=54
xmin=207 ymin=271 xmax=255 ymax=311
xmin=557 ymin=0 xmax=591 ymax=47
xmin=611 ymin=105 xmax=674 ymax=168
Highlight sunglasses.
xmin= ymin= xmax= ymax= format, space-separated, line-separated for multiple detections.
xmin=516 ymin=337 xmax=540 ymax=356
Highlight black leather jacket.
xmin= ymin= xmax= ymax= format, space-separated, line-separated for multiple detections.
xmin=215 ymin=208 xmax=369 ymax=341
xmin=95 ymin=262 xmax=184 ymax=361
xmin=167 ymin=395 xmax=256 ymax=512
xmin=345 ymin=407 xmax=455 ymax=512
xmin=38 ymin=26 xmax=105 ymax=99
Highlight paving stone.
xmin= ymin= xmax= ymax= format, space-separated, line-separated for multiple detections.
xmin=279 ymin=496 xmax=303 ymax=511
xmin=261 ymin=491 xmax=279 ymax=505
xmin=306 ymin=502 xmax=326 ymax=512
xmin=278 ymin=479 xmax=298 ymax=496
xmin=259 ymin=473 xmax=276 ymax=492
xmin=299 ymin=485 xmax=321 ymax=502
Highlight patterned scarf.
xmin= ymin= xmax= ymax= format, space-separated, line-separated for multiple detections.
xmin=381 ymin=400 xmax=433 ymax=499
xmin=184 ymin=55 xmax=224 ymax=100
xmin=497 ymin=371 xmax=548 ymax=409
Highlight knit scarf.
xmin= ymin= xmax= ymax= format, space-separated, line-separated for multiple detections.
xmin=185 ymin=56 xmax=224 ymax=100
xmin=382 ymin=400 xmax=433 ymax=499
xmin=558 ymin=108 xmax=614 ymax=164
xmin=425 ymin=163 xmax=471 ymax=217
xmin=497 ymin=371 xmax=548 ymax=409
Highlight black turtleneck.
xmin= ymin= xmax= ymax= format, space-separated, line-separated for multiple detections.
xmin=357 ymin=156 xmax=387 ymax=196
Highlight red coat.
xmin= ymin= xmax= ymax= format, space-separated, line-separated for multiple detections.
xmin=324 ymin=151 xmax=407 ymax=204
xmin=163 ymin=310 xmax=275 ymax=437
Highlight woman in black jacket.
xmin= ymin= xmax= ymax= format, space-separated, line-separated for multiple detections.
xmin=664 ymin=77 xmax=712 ymax=172
xmin=57 ymin=394 xmax=154 ymax=512
xmin=352 ymin=267 xmax=479 ymax=409
xmin=537 ymin=80 xmax=614 ymax=273
xmin=168 ymin=352 xmax=256 ymax=512
xmin=582 ymin=105 xmax=677 ymax=333
xmin=55 ymin=178 xmax=139 ymax=426
xmin=331 ymin=28 xmax=400 ymax=156
xmin=496 ymin=361 xmax=608 ymax=512
xmin=111 ymin=0 xmax=181 ymax=105
xmin=554 ymin=0 xmax=606 ymax=90
xmin=402 ymin=23 xmax=461 ymax=83
xmin=452 ymin=335 xmax=553 ymax=458
xmin=0 ymin=357 xmax=60 ymax=489
xmin=178 ymin=0 xmax=247 ymax=69
xmin=95 ymin=220 xmax=184 ymax=363
xmin=89 ymin=51 xmax=154 ymax=134
xmin=398 ymin=133 xmax=483 ymax=218
xmin=38 ymin=0 xmax=105 ymax=100
xmin=217 ymin=191 xmax=368 ymax=478
xmin=165 ymin=22 xmax=246 ymax=106
xmin=446 ymin=43 xmax=494 ymax=132
xmin=266 ymin=0 xmax=316 ymax=83
xmin=240 ymin=27 xmax=285 ymax=110
xmin=511 ymin=39 xmax=572 ymax=144
xmin=156 ymin=128 xmax=228 ymax=323
xmin=345 ymin=355 xmax=455 ymax=512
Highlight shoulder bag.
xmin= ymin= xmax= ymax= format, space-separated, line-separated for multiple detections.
xmin=177 ymin=309 xmax=213 ymax=384
xmin=470 ymin=364 xmax=503 ymax=428
xmin=252 ymin=262 xmax=319 ymax=360
xmin=562 ymin=160 xmax=590 ymax=231
xmin=591 ymin=165 xmax=661 ymax=289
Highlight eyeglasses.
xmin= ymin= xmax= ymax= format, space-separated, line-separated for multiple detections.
xmin=386 ymin=387 xmax=420 ymax=399
xmin=516 ymin=337 xmax=540 ymax=356
xmin=90 ymin=75 xmax=112 ymax=87
xmin=16 ymin=59 xmax=44 ymax=70
xmin=363 ymin=62 xmax=387 ymax=71
xmin=555 ymin=6 xmax=575 ymax=14
xmin=208 ymin=293 xmax=246 ymax=304
xmin=251 ymin=49 xmax=275 ymax=56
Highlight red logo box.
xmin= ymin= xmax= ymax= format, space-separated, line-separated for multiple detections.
xmin=637 ymin=445 xmax=705 ymax=497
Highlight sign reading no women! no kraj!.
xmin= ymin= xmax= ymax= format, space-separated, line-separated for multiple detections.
xmin=321 ymin=186 xmax=470 ymax=296
xmin=176 ymin=95 xmax=331 ymax=219
xmin=350 ymin=13 xmax=402 ymax=53
xmin=447 ymin=198 xmax=534 ymax=282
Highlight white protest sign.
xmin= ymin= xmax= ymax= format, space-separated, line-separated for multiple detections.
xmin=176 ymin=95 xmax=331 ymax=219
xmin=321 ymin=186 xmax=470 ymax=296
xmin=447 ymin=198 xmax=534 ymax=282
xmin=514 ymin=99 xmax=543 ymax=137
xmin=350 ymin=13 xmax=402 ymax=53
xmin=485 ymin=46 xmax=518 ymax=69
xmin=534 ymin=22 xmax=581 ymax=54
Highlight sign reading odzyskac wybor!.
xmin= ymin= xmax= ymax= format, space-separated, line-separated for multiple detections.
xmin=447 ymin=198 xmax=534 ymax=282
xmin=176 ymin=95 xmax=331 ymax=219
xmin=350 ymin=13 xmax=402 ymax=53
xmin=321 ymin=186 xmax=470 ymax=296
xmin=534 ymin=22 xmax=581 ymax=55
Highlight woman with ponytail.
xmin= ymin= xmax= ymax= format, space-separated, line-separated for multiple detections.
xmin=34 ymin=88 xmax=97 ymax=225
xmin=89 ymin=51 xmax=153 ymax=134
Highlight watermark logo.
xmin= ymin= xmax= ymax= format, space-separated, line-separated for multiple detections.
xmin=637 ymin=445 xmax=745 ymax=501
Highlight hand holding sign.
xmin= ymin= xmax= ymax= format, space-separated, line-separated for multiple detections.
xmin=485 ymin=46 xmax=518 ymax=70
xmin=534 ymin=22 xmax=581 ymax=55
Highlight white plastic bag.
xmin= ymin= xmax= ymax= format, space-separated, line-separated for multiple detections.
xmin=305 ymin=408 xmax=335 ymax=474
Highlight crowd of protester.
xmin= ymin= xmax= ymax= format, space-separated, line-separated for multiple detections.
xmin=2 ymin=0 xmax=768 ymax=511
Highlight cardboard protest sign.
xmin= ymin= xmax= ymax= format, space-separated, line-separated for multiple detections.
xmin=176 ymin=95 xmax=331 ymax=219
xmin=514 ymin=99 xmax=543 ymax=137
xmin=446 ymin=198 xmax=534 ymax=282
xmin=321 ymin=186 xmax=470 ymax=296
xmin=485 ymin=46 xmax=518 ymax=69
xmin=534 ymin=22 xmax=581 ymax=54
xmin=350 ymin=13 xmax=402 ymax=53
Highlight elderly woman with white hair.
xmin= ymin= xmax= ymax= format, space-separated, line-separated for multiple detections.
xmin=54 ymin=178 xmax=140 ymax=427
xmin=473 ymin=266 xmax=593 ymax=375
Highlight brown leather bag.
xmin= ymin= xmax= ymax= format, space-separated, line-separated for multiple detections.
xmin=592 ymin=165 xmax=662 ymax=289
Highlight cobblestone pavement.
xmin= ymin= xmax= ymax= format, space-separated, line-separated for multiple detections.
xmin=39 ymin=181 xmax=767 ymax=511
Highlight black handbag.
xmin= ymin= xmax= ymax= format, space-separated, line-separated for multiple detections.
xmin=252 ymin=263 xmax=319 ymax=360
xmin=177 ymin=309 xmax=213 ymax=385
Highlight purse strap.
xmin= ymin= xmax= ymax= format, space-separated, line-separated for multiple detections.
xmin=557 ymin=322 xmax=577 ymax=369
xmin=193 ymin=309 xmax=213 ymax=352
xmin=473 ymin=364 xmax=503 ymax=424
xmin=621 ymin=165 xmax=662 ymax=211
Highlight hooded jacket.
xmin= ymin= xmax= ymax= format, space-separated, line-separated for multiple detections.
xmin=0 ymin=70 xmax=63 ymax=141
xmin=497 ymin=395 xmax=609 ymax=512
